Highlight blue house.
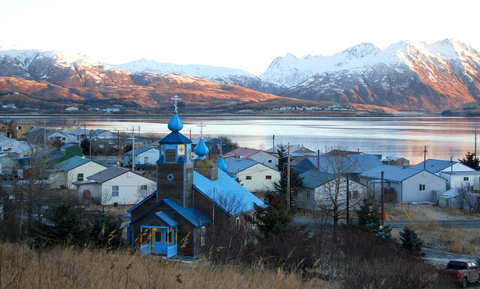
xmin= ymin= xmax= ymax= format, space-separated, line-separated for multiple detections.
xmin=127 ymin=104 xmax=263 ymax=258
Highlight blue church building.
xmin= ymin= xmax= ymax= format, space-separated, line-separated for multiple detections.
xmin=127 ymin=100 xmax=263 ymax=257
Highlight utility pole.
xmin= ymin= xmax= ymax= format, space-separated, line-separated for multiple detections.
xmin=89 ymin=129 xmax=92 ymax=157
xmin=287 ymin=143 xmax=291 ymax=213
xmin=272 ymin=135 xmax=275 ymax=156
xmin=127 ymin=126 xmax=136 ymax=172
xmin=43 ymin=119 xmax=49 ymax=146
xmin=381 ymin=171 xmax=384 ymax=226
xmin=346 ymin=174 xmax=349 ymax=226
xmin=423 ymin=145 xmax=427 ymax=171
xmin=475 ymin=128 xmax=477 ymax=157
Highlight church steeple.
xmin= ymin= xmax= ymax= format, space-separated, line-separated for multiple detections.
xmin=156 ymin=95 xmax=194 ymax=208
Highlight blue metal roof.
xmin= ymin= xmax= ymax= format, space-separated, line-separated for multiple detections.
xmin=159 ymin=131 xmax=192 ymax=144
xmin=155 ymin=211 xmax=180 ymax=227
xmin=300 ymin=170 xmax=334 ymax=189
xmin=411 ymin=159 xmax=474 ymax=174
xmin=295 ymin=154 xmax=382 ymax=175
xmin=128 ymin=191 xmax=156 ymax=213
xmin=162 ymin=198 xmax=210 ymax=227
xmin=124 ymin=146 xmax=156 ymax=156
xmin=224 ymin=158 xmax=258 ymax=174
xmin=193 ymin=170 xmax=264 ymax=216
xmin=360 ymin=164 xmax=426 ymax=182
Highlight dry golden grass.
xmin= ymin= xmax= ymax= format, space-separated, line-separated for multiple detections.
xmin=0 ymin=243 xmax=335 ymax=289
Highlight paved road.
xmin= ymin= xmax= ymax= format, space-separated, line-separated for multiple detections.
xmin=293 ymin=218 xmax=480 ymax=229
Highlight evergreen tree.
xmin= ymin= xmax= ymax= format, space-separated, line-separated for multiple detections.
xmin=245 ymin=191 xmax=294 ymax=238
xmin=276 ymin=145 xmax=288 ymax=172
xmin=399 ymin=226 xmax=423 ymax=253
xmin=88 ymin=211 xmax=126 ymax=250
xmin=458 ymin=152 xmax=479 ymax=170
xmin=30 ymin=203 xmax=89 ymax=248
xmin=353 ymin=198 xmax=392 ymax=239
xmin=80 ymin=138 xmax=90 ymax=155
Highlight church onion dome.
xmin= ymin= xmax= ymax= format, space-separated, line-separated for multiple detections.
xmin=167 ymin=113 xmax=183 ymax=132
xmin=194 ymin=138 xmax=209 ymax=157
xmin=216 ymin=157 xmax=228 ymax=172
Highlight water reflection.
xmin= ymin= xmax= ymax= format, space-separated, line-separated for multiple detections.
xmin=8 ymin=114 xmax=479 ymax=165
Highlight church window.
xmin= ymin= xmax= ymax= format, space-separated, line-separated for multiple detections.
xmin=154 ymin=230 xmax=162 ymax=243
xmin=167 ymin=174 xmax=174 ymax=181
xmin=165 ymin=149 xmax=176 ymax=162
xmin=200 ymin=226 xmax=205 ymax=246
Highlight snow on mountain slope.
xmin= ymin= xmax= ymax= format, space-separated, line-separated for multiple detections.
xmin=110 ymin=58 xmax=285 ymax=95
xmin=259 ymin=42 xmax=381 ymax=87
xmin=280 ymin=39 xmax=480 ymax=111
xmin=260 ymin=39 xmax=480 ymax=89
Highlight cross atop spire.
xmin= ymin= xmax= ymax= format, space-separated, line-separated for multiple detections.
xmin=197 ymin=122 xmax=207 ymax=138
xmin=171 ymin=95 xmax=181 ymax=113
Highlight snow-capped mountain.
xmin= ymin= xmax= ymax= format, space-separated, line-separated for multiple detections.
xmin=259 ymin=42 xmax=382 ymax=87
xmin=0 ymin=48 xmax=278 ymax=107
xmin=111 ymin=59 xmax=286 ymax=95
xmin=269 ymin=39 xmax=480 ymax=110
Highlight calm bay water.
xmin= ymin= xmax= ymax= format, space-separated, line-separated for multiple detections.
xmin=9 ymin=113 xmax=480 ymax=165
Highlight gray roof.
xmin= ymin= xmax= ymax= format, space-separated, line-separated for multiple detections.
xmin=55 ymin=156 xmax=106 ymax=172
xmin=360 ymin=164 xmax=429 ymax=182
xmin=411 ymin=159 xmax=474 ymax=174
xmin=87 ymin=167 xmax=130 ymax=183
xmin=224 ymin=158 xmax=278 ymax=174
xmin=300 ymin=170 xmax=334 ymax=189
xmin=442 ymin=171 xmax=480 ymax=175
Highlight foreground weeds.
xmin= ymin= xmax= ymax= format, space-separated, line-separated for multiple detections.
xmin=0 ymin=242 xmax=329 ymax=289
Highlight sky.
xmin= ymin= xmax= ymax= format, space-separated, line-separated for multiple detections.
xmin=1 ymin=0 xmax=480 ymax=76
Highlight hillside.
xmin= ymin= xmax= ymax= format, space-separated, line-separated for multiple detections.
xmin=0 ymin=50 xmax=281 ymax=108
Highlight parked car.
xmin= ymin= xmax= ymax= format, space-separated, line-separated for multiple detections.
xmin=437 ymin=260 xmax=480 ymax=288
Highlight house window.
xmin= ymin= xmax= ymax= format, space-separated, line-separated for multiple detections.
xmin=140 ymin=185 xmax=147 ymax=191
xmin=464 ymin=177 xmax=469 ymax=181
xmin=77 ymin=173 xmax=84 ymax=181
xmin=144 ymin=156 xmax=148 ymax=163
xmin=30 ymin=126 xmax=34 ymax=130
xmin=201 ymin=226 xmax=205 ymax=246
xmin=246 ymin=176 xmax=252 ymax=180
xmin=419 ymin=184 xmax=426 ymax=191
xmin=112 ymin=186 xmax=119 ymax=197
xmin=16 ymin=126 xmax=21 ymax=130
xmin=99 ymin=144 xmax=104 ymax=149
xmin=268 ymin=160 xmax=272 ymax=163
xmin=352 ymin=190 xmax=359 ymax=199
xmin=266 ymin=175 xmax=272 ymax=180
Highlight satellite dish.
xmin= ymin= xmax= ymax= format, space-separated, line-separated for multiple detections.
xmin=84 ymin=190 xmax=91 ymax=199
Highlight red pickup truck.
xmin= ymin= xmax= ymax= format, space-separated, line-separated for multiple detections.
xmin=437 ymin=260 xmax=480 ymax=288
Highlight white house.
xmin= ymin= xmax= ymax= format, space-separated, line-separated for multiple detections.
xmin=224 ymin=158 xmax=280 ymax=192
xmin=297 ymin=169 xmax=367 ymax=211
xmin=359 ymin=164 xmax=447 ymax=203
xmin=91 ymin=129 xmax=116 ymax=140
xmin=123 ymin=146 xmax=159 ymax=167
xmin=0 ymin=137 xmax=25 ymax=152
xmin=245 ymin=151 xmax=279 ymax=170
xmin=50 ymin=156 xmax=108 ymax=189
xmin=74 ymin=166 xmax=156 ymax=205
xmin=439 ymin=171 xmax=480 ymax=189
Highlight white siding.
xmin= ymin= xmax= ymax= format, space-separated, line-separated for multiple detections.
xmin=101 ymin=172 xmax=156 ymax=205
xmin=247 ymin=151 xmax=279 ymax=170
xmin=234 ymin=163 xmax=280 ymax=192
